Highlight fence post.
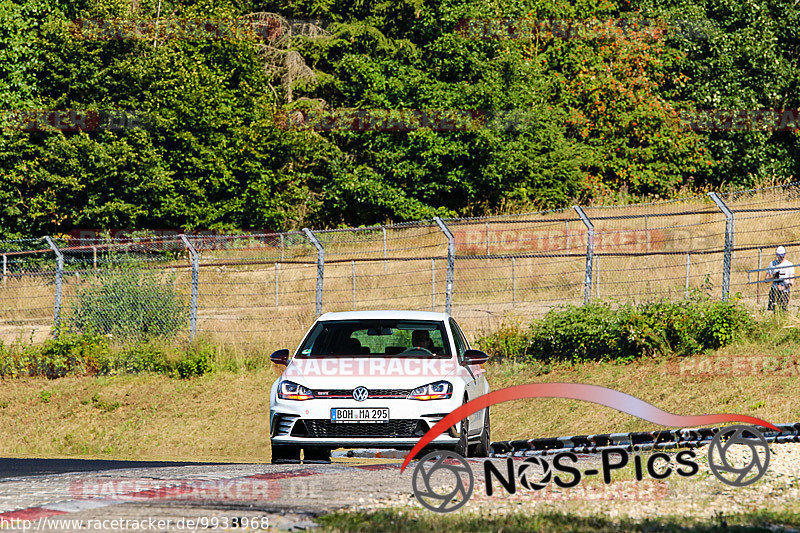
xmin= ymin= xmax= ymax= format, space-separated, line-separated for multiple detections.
xmin=275 ymin=262 xmax=280 ymax=308
xmin=708 ymin=192 xmax=734 ymax=300
xmin=382 ymin=226 xmax=388 ymax=273
xmin=433 ymin=217 xmax=454 ymax=315
xmin=352 ymin=260 xmax=356 ymax=310
xmin=573 ymin=206 xmax=594 ymax=304
xmin=180 ymin=235 xmax=199 ymax=339
xmin=511 ymin=256 xmax=516 ymax=307
xmin=595 ymin=255 xmax=600 ymax=298
xmin=44 ymin=236 xmax=63 ymax=337
xmin=304 ymin=228 xmax=324 ymax=316
xmin=280 ymin=234 xmax=285 ymax=261
xmin=757 ymin=248 xmax=762 ymax=304
xmin=2 ymin=253 xmax=6 ymax=287
xmin=685 ymin=253 xmax=691 ymax=298
xmin=431 ymin=258 xmax=436 ymax=310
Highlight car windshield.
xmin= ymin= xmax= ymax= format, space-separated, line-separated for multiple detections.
xmin=296 ymin=320 xmax=451 ymax=358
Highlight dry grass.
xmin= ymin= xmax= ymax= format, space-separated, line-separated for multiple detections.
xmin=0 ymin=346 xmax=797 ymax=462
xmin=488 ymin=354 xmax=800 ymax=441
xmin=0 ymin=367 xmax=281 ymax=462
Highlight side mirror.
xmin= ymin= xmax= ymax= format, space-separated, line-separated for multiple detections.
xmin=464 ymin=349 xmax=489 ymax=365
xmin=270 ymin=349 xmax=290 ymax=366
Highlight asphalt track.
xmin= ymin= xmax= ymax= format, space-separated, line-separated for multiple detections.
xmin=0 ymin=456 xmax=419 ymax=531
xmin=0 ymin=459 xmax=227 ymax=479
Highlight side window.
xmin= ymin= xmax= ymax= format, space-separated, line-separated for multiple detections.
xmin=449 ymin=318 xmax=468 ymax=360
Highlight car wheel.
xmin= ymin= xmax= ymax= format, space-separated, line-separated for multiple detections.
xmin=271 ymin=445 xmax=301 ymax=464
xmin=303 ymin=447 xmax=331 ymax=464
xmin=454 ymin=416 xmax=470 ymax=457
xmin=472 ymin=408 xmax=491 ymax=457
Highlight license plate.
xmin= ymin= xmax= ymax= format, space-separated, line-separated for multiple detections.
xmin=331 ymin=407 xmax=389 ymax=423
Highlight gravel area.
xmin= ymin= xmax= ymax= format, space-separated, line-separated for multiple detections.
xmin=0 ymin=443 xmax=797 ymax=531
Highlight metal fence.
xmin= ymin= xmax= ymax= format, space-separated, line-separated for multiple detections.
xmin=3 ymin=183 xmax=800 ymax=350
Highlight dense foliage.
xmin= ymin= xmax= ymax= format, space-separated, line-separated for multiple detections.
xmin=68 ymin=267 xmax=188 ymax=341
xmin=477 ymin=297 xmax=754 ymax=362
xmin=0 ymin=332 xmax=213 ymax=378
xmin=0 ymin=0 xmax=798 ymax=237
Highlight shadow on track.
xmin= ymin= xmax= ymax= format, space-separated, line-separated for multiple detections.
xmin=0 ymin=458 xmax=230 ymax=479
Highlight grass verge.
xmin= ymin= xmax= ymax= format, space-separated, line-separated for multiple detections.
xmin=0 ymin=346 xmax=797 ymax=461
xmin=315 ymin=509 xmax=800 ymax=533
xmin=0 ymin=367 xmax=279 ymax=462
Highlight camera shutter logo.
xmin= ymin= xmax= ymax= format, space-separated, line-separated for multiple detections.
xmin=353 ymin=386 xmax=369 ymax=402
xmin=518 ymin=456 xmax=552 ymax=490
xmin=412 ymin=451 xmax=474 ymax=512
xmin=708 ymin=425 xmax=770 ymax=487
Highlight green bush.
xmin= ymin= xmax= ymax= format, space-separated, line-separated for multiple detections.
xmin=696 ymin=300 xmax=753 ymax=349
xmin=528 ymin=303 xmax=624 ymax=363
xmin=96 ymin=344 xmax=170 ymax=375
xmin=0 ymin=334 xmax=213 ymax=379
xmin=475 ymin=322 xmax=533 ymax=361
xmin=174 ymin=351 xmax=212 ymax=378
xmin=67 ymin=267 xmax=188 ymax=342
xmin=477 ymin=298 xmax=754 ymax=364
xmin=0 ymin=332 xmax=109 ymax=378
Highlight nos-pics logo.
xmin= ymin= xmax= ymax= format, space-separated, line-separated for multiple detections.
xmin=400 ymin=384 xmax=777 ymax=514
xmin=412 ymin=425 xmax=771 ymax=513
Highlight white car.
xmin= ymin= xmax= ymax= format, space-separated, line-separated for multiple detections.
xmin=269 ymin=311 xmax=491 ymax=464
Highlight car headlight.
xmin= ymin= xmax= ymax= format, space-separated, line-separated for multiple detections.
xmin=278 ymin=380 xmax=313 ymax=400
xmin=408 ymin=381 xmax=452 ymax=400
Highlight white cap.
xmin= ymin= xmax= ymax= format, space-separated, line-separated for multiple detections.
xmin=777 ymin=245 xmax=786 ymax=256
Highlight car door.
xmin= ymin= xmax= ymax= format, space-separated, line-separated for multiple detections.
xmin=449 ymin=318 xmax=483 ymax=433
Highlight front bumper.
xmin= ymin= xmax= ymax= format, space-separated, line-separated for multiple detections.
xmin=270 ymin=398 xmax=460 ymax=449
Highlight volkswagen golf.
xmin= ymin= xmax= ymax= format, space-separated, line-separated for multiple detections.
xmin=269 ymin=311 xmax=491 ymax=463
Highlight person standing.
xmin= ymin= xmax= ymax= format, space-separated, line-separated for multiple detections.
xmin=766 ymin=246 xmax=795 ymax=311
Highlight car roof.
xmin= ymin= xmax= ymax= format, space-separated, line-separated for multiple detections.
xmin=316 ymin=310 xmax=451 ymax=322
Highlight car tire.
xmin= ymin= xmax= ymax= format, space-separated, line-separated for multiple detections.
xmin=271 ymin=445 xmax=301 ymax=464
xmin=454 ymin=416 xmax=470 ymax=457
xmin=472 ymin=408 xmax=491 ymax=457
xmin=303 ymin=447 xmax=332 ymax=464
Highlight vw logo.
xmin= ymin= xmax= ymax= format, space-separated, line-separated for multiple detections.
xmin=353 ymin=386 xmax=369 ymax=402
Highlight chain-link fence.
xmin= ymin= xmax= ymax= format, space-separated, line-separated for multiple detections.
xmin=3 ymin=183 xmax=800 ymax=351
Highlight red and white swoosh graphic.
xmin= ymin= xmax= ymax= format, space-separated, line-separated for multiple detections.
xmin=400 ymin=383 xmax=779 ymax=472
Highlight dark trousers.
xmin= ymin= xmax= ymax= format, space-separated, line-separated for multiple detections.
xmin=768 ymin=285 xmax=790 ymax=311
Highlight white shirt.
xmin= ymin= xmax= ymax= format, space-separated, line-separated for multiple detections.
xmin=767 ymin=258 xmax=795 ymax=290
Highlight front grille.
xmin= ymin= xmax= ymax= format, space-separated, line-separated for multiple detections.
xmin=304 ymin=419 xmax=418 ymax=438
xmin=314 ymin=388 xmax=412 ymax=399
